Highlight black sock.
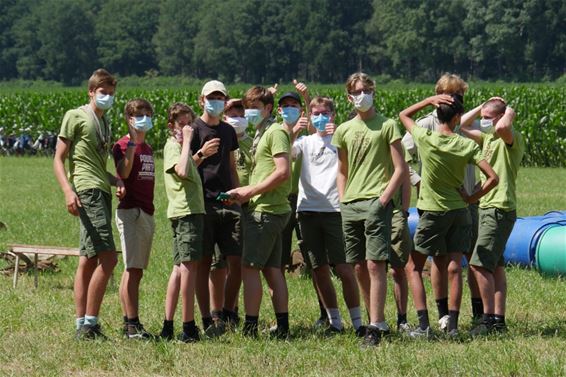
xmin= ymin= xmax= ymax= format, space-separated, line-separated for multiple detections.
xmin=202 ymin=316 xmax=213 ymax=329
xmin=123 ymin=315 xmax=128 ymax=324
xmin=243 ymin=315 xmax=259 ymax=336
xmin=482 ymin=313 xmax=495 ymax=325
xmin=223 ymin=308 xmax=236 ymax=321
xmin=275 ymin=312 xmax=289 ymax=331
xmin=318 ymin=299 xmax=326 ymax=319
xmin=471 ymin=298 xmax=484 ymax=319
xmin=397 ymin=313 xmax=407 ymax=326
xmin=127 ymin=316 xmax=140 ymax=325
xmin=448 ymin=310 xmax=459 ymax=331
xmin=161 ymin=319 xmax=174 ymax=335
xmin=417 ymin=309 xmax=430 ymax=330
xmin=494 ymin=315 xmax=506 ymax=325
xmin=183 ymin=320 xmax=197 ymax=333
xmin=211 ymin=310 xmax=223 ymax=321
xmin=436 ymin=298 xmax=449 ymax=319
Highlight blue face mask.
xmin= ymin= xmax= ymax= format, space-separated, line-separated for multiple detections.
xmin=311 ymin=114 xmax=330 ymax=132
xmin=95 ymin=93 xmax=114 ymax=110
xmin=245 ymin=108 xmax=263 ymax=127
xmin=133 ymin=115 xmax=153 ymax=132
xmin=204 ymin=99 xmax=225 ymax=117
xmin=280 ymin=107 xmax=301 ymax=125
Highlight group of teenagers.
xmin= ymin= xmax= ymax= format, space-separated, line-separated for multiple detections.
xmin=53 ymin=68 xmax=524 ymax=347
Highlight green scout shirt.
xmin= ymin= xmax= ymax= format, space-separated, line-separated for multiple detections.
xmin=411 ymin=126 xmax=483 ymax=211
xmin=235 ymin=135 xmax=253 ymax=186
xmin=58 ymin=107 xmax=112 ymax=194
xmin=331 ymin=114 xmax=402 ymax=203
xmin=479 ymin=130 xmax=525 ymax=211
xmin=249 ymin=123 xmax=291 ymax=214
xmin=163 ymin=137 xmax=205 ymax=218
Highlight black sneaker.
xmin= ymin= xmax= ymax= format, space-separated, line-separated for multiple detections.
xmin=269 ymin=325 xmax=290 ymax=340
xmin=361 ymin=327 xmax=382 ymax=347
xmin=204 ymin=318 xmax=227 ymax=339
xmin=323 ymin=325 xmax=344 ymax=336
xmin=242 ymin=321 xmax=258 ymax=338
xmin=493 ymin=321 xmax=508 ymax=333
xmin=224 ymin=312 xmax=241 ymax=330
xmin=122 ymin=321 xmax=128 ymax=337
xmin=78 ymin=324 xmax=107 ymax=340
xmin=355 ymin=325 xmax=367 ymax=338
xmin=126 ymin=323 xmax=154 ymax=340
xmin=313 ymin=316 xmax=330 ymax=328
xmin=178 ymin=327 xmax=200 ymax=343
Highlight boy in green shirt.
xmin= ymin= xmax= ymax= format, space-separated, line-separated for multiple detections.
xmin=331 ymin=72 xmax=407 ymax=346
xmin=227 ymin=86 xmax=292 ymax=338
xmin=159 ymin=103 xmax=205 ymax=342
xmin=460 ymin=99 xmax=525 ymax=334
xmin=399 ymin=94 xmax=499 ymax=337
xmin=53 ymin=68 xmax=122 ymax=340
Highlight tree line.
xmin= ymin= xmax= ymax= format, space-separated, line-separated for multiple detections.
xmin=1 ymin=0 xmax=564 ymax=85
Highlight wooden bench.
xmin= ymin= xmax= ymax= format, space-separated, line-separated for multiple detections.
xmin=7 ymin=244 xmax=119 ymax=288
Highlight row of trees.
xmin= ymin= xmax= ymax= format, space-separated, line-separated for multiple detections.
xmin=1 ymin=0 xmax=564 ymax=85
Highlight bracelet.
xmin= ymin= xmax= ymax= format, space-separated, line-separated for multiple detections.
xmin=197 ymin=150 xmax=205 ymax=159
xmin=127 ymin=141 xmax=136 ymax=148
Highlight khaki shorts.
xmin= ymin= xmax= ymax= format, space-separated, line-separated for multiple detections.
xmin=414 ymin=208 xmax=471 ymax=256
xmin=242 ymin=211 xmax=290 ymax=269
xmin=116 ymin=208 xmax=155 ymax=269
xmin=340 ymin=197 xmax=393 ymax=263
xmin=298 ymin=211 xmax=349 ymax=270
xmin=78 ymin=189 xmax=116 ymax=258
xmin=171 ymin=214 xmax=204 ymax=265
xmin=390 ymin=209 xmax=411 ymax=268
xmin=470 ymin=208 xmax=516 ymax=273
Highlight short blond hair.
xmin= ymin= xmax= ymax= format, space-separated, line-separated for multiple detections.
xmin=88 ymin=68 xmax=117 ymax=91
xmin=345 ymin=72 xmax=375 ymax=94
xmin=435 ymin=73 xmax=468 ymax=95
xmin=309 ymin=96 xmax=335 ymax=113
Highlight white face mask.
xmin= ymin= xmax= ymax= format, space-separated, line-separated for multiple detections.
xmin=480 ymin=118 xmax=495 ymax=134
xmin=225 ymin=116 xmax=248 ymax=136
xmin=350 ymin=92 xmax=373 ymax=112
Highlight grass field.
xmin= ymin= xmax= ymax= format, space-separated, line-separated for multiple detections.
xmin=0 ymin=157 xmax=565 ymax=376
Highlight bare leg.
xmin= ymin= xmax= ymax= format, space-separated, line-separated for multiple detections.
xmin=85 ymin=251 xmax=118 ymax=316
xmin=494 ymin=266 xmax=506 ymax=316
xmin=224 ymin=255 xmax=242 ymax=311
xmin=431 ymin=255 xmax=448 ymax=301
xmin=391 ymin=266 xmax=408 ymax=316
xmin=334 ymin=263 xmax=360 ymax=309
xmin=447 ymin=253 xmax=463 ymax=312
xmin=209 ymin=266 xmax=227 ymax=313
xmin=312 ymin=265 xmax=338 ymax=309
xmin=406 ymin=252 xmax=428 ymax=311
xmin=471 ymin=265 xmax=495 ymax=314
xmin=354 ymin=261 xmax=370 ymax=315
xmin=196 ymin=255 xmax=212 ymax=318
xmin=242 ymin=265 xmax=262 ymax=316
xmin=74 ymin=256 xmax=97 ymax=318
xmin=121 ymin=268 xmax=143 ymax=318
xmin=164 ymin=265 xmax=181 ymax=321
xmin=263 ymin=267 xmax=289 ymax=313
xmin=367 ymin=260 xmax=387 ymax=323
xmin=180 ymin=261 xmax=199 ymax=322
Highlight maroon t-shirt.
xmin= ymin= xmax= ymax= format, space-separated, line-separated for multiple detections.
xmin=112 ymin=136 xmax=155 ymax=215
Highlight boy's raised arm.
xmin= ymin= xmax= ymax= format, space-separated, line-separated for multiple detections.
xmin=399 ymin=95 xmax=454 ymax=133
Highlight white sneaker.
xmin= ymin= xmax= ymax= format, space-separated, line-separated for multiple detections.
xmin=438 ymin=315 xmax=450 ymax=331
xmin=397 ymin=322 xmax=411 ymax=334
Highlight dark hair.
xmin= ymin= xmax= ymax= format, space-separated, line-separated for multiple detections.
xmin=437 ymin=95 xmax=464 ymax=123
xmin=124 ymin=99 xmax=153 ymax=121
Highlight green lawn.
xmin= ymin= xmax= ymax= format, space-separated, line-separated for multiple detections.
xmin=0 ymin=157 xmax=565 ymax=376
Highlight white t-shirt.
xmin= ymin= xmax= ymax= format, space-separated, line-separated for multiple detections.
xmin=293 ymin=134 xmax=340 ymax=212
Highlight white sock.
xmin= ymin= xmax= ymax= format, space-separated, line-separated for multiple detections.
xmin=326 ymin=308 xmax=343 ymax=330
xmin=84 ymin=315 xmax=97 ymax=326
xmin=76 ymin=317 xmax=85 ymax=330
xmin=349 ymin=307 xmax=362 ymax=330
xmin=370 ymin=321 xmax=390 ymax=332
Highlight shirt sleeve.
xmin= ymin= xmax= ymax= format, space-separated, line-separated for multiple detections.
xmin=291 ymin=136 xmax=304 ymax=159
xmin=270 ymin=128 xmax=291 ymax=157
xmin=331 ymin=123 xmax=344 ymax=149
xmin=59 ymin=110 xmax=80 ymax=142
xmin=164 ymin=141 xmax=181 ymax=175
xmin=112 ymin=140 xmax=125 ymax=170
xmin=471 ymin=143 xmax=484 ymax=165
xmin=385 ymin=119 xmax=402 ymax=144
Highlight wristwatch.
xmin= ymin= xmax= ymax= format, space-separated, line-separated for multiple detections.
xmin=197 ymin=150 xmax=205 ymax=159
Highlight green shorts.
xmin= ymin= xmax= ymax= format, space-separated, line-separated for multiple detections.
xmin=390 ymin=209 xmax=411 ymax=269
xmin=340 ymin=197 xmax=393 ymax=263
xmin=203 ymin=202 xmax=242 ymax=258
xmin=467 ymin=202 xmax=479 ymax=255
xmin=298 ymin=211 xmax=349 ymax=270
xmin=281 ymin=194 xmax=301 ymax=267
xmin=470 ymin=207 xmax=516 ymax=273
xmin=171 ymin=214 xmax=204 ymax=265
xmin=414 ymin=208 xmax=471 ymax=257
xmin=242 ymin=211 xmax=290 ymax=269
xmin=77 ymin=189 xmax=116 ymax=259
